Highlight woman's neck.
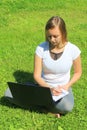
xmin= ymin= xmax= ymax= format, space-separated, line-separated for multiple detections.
xmin=49 ymin=42 xmax=67 ymax=53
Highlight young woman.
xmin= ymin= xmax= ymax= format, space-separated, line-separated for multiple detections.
xmin=34 ymin=16 xmax=82 ymax=118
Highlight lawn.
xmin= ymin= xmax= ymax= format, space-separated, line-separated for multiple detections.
xmin=0 ymin=0 xmax=87 ymax=130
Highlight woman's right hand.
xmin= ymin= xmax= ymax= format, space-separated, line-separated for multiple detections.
xmin=50 ymin=87 xmax=62 ymax=96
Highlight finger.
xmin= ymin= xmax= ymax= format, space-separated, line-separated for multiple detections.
xmin=53 ymin=90 xmax=61 ymax=96
xmin=54 ymin=88 xmax=62 ymax=93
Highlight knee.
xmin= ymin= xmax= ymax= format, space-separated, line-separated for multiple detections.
xmin=61 ymin=102 xmax=74 ymax=114
xmin=54 ymin=100 xmax=74 ymax=114
xmin=4 ymin=87 xmax=13 ymax=98
xmin=49 ymin=103 xmax=74 ymax=114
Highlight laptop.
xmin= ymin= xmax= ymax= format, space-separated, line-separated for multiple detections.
xmin=6 ymin=82 xmax=55 ymax=109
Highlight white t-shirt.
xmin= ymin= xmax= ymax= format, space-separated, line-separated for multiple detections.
xmin=35 ymin=42 xmax=81 ymax=87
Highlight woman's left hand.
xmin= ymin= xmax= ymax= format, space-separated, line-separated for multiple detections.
xmin=55 ymin=84 xmax=69 ymax=92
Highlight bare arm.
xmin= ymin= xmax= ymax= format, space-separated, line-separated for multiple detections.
xmin=65 ymin=55 xmax=82 ymax=89
xmin=33 ymin=54 xmax=51 ymax=88
xmin=57 ymin=55 xmax=82 ymax=91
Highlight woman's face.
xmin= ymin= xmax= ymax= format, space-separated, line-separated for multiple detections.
xmin=46 ymin=26 xmax=62 ymax=46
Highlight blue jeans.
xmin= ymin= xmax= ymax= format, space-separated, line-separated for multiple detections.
xmin=48 ymin=88 xmax=74 ymax=114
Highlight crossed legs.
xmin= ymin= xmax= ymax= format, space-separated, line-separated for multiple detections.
xmin=48 ymin=88 xmax=74 ymax=117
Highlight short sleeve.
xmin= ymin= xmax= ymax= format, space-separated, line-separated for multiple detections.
xmin=72 ymin=45 xmax=81 ymax=60
xmin=35 ymin=45 xmax=44 ymax=58
xmin=35 ymin=42 xmax=49 ymax=58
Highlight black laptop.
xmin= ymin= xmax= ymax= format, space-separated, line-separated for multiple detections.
xmin=7 ymin=82 xmax=55 ymax=109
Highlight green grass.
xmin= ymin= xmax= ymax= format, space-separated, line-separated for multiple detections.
xmin=0 ymin=0 xmax=87 ymax=130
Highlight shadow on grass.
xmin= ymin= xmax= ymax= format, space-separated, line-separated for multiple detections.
xmin=0 ymin=96 xmax=19 ymax=109
xmin=13 ymin=70 xmax=35 ymax=83
xmin=0 ymin=96 xmax=48 ymax=114
xmin=0 ymin=70 xmax=48 ymax=114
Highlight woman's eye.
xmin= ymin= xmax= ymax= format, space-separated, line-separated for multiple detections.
xmin=54 ymin=35 xmax=59 ymax=38
xmin=54 ymin=36 xmax=57 ymax=38
xmin=48 ymin=36 xmax=51 ymax=39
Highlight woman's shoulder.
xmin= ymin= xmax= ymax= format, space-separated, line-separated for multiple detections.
xmin=67 ymin=42 xmax=81 ymax=59
xmin=37 ymin=41 xmax=49 ymax=50
xmin=67 ymin=42 xmax=80 ymax=50
xmin=67 ymin=42 xmax=76 ymax=47
xmin=35 ymin=41 xmax=49 ymax=58
xmin=39 ymin=41 xmax=49 ymax=47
